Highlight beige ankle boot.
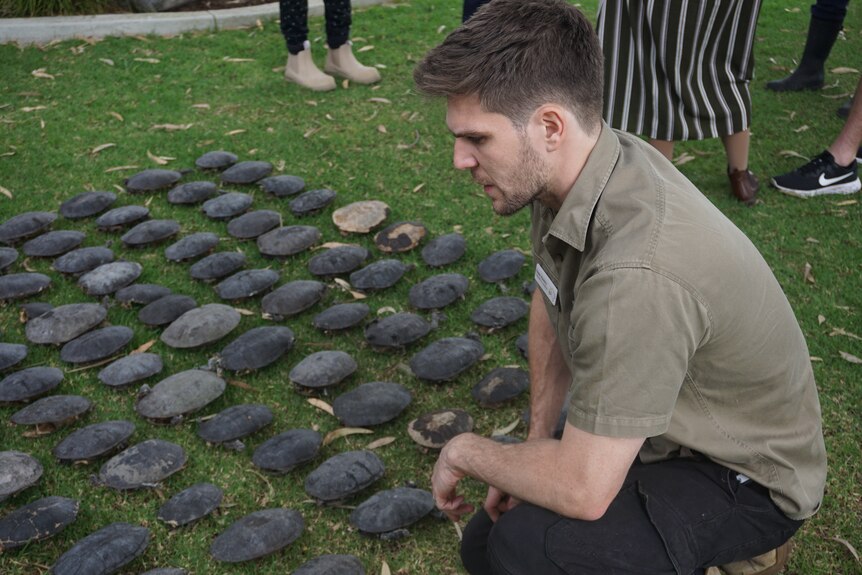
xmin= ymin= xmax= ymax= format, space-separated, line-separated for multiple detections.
xmin=324 ymin=41 xmax=381 ymax=85
xmin=285 ymin=40 xmax=336 ymax=92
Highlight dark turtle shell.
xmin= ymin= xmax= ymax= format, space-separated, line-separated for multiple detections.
xmin=259 ymin=174 xmax=305 ymax=197
xmin=215 ymin=268 xmax=279 ymax=300
xmin=409 ymin=273 xmax=469 ymax=310
xmin=135 ymin=369 xmax=226 ymax=421
xmin=125 ymin=169 xmax=182 ymax=193
xmin=202 ymin=192 xmax=253 ymax=220
xmin=307 ymin=245 xmax=370 ymax=277
xmin=332 ymin=382 xmax=412 ymax=427
xmin=138 ymin=294 xmax=198 ymax=327
xmin=478 ymin=249 xmax=526 ymax=283
xmin=304 ymin=450 xmax=385 ymax=502
xmin=257 ymin=225 xmax=321 ymax=258
xmin=289 ymin=350 xmax=357 ymax=391
xmin=0 ymin=246 xmax=18 ymax=272
xmin=471 ymin=367 xmax=529 ymax=407
xmin=97 ymin=439 xmax=186 ymax=489
xmin=260 ymin=280 xmax=325 ymax=319
xmin=141 ymin=569 xmax=188 ymax=575
xmin=51 ymin=522 xmax=149 ymax=575
xmin=98 ymin=353 xmax=163 ymax=388
xmin=95 ymin=205 xmax=150 ymax=231
xmin=78 ymin=261 xmax=143 ymax=296
xmin=0 ymin=366 xmax=63 ymax=403
xmin=408 ymin=408 xmax=473 ymax=449
xmin=216 ymin=326 xmax=295 ymax=372
xmin=197 ymin=404 xmax=273 ymax=444
xmin=0 ymin=496 xmax=79 ymax=550
xmin=0 ymin=211 xmax=56 ymax=244
xmin=25 ymin=302 xmax=107 ymax=344
xmin=410 ymin=337 xmax=485 ymax=382
xmin=252 ymin=429 xmax=322 ymax=473
xmin=349 ymin=259 xmax=409 ymax=291
xmin=471 ymin=296 xmax=529 ymax=329
xmin=195 ymin=150 xmax=238 ymax=171
xmin=52 ymin=420 xmax=135 ymax=463
xmin=364 ymin=312 xmax=432 ymax=349
xmin=167 ymin=181 xmax=218 ymax=205
xmin=220 ymin=160 xmax=273 ymax=185
xmin=290 ymin=188 xmax=337 ymax=216
xmin=421 ymin=233 xmax=466 ymax=267
xmin=0 ymin=272 xmax=51 ymax=301
xmin=157 ymin=482 xmax=223 ymax=527
xmin=121 ymin=219 xmax=180 ymax=248
xmin=210 ymin=508 xmax=304 ymax=563
xmin=227 ymin=210 xmax=281 ymax=240
xmin=373 ymin=221 xmax=427 ymax=254
xmin=0 ymin=342 xmax=28 ymax=372
xmin=293 ymin=555 xmax=365 ymax=575
xmin=164 ymin=232 xmax=219 ymax=262
xmin=0 ymin=451 xmax=43 ymax=502
xmin=53 ymin=246 xmax=115 ymax=275
xmin=515 ymin=332 xmax=528 ymax=359
xmin=60 ymin=326 xmax=134 ymax=364
xmin=312 ymin=302 xmax=370 ymax=332
xmin=115 ymin=283 xmax=173 ymax=305
xmin=189 ymin=251 xmax=246 ymax=281
xmin=10 ymin=394 xmax=92 ymax=429
xmin=22 ymin=230 xmax=85 ymax=258
xmin=19 ymin=301 xmax=53 ymax=321
xmin=332 ymin=200 xmax=389 ymax=234
xmin=59 ymin=191 xmax=117 ymax=219
xmin=160 ymin=304 xmax=241 ymax=349
xmin=350 ymin=487 xmax=434 ymax=535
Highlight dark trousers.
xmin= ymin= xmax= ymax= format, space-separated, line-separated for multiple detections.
xmin=461 ymin=458 xmax=803 ymax=575
xmin=279 ymin=0 xmax=351 ymax=54
xmin=811 ymin=0 xmax=849 ymax=22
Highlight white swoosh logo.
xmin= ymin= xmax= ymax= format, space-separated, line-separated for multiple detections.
xmin=819 ymin=172 xmax=853 ymax=186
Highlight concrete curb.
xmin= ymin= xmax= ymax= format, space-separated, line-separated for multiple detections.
xmin=0 ymin=0 xmax=386 ymax=46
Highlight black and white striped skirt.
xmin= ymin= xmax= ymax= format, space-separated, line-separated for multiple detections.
xmin=597 ymin=0 xmax=762 ymax=141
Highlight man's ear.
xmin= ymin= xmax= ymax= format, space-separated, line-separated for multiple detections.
xmin=534 ymin=105 xmax=566 ymax=152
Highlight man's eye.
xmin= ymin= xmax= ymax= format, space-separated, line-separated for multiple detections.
xmin=468 ymin=136 xmax=485 ymax=145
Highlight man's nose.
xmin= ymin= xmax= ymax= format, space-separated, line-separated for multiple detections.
xmin=453 ymin=140 xmax=477 ymax=171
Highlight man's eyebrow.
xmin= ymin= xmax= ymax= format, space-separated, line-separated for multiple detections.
xmin=450 ymin=129 xmax=487 ymax=139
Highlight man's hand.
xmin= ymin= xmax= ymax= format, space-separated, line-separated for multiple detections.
xmin=431 ymin=439 xmax=475 ymax=522
xmin=484 ymin=485 xmax=521 ymax=521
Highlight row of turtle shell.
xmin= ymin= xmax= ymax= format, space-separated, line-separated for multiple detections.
xmin=0 ymin=153 xmax=534 ymax=571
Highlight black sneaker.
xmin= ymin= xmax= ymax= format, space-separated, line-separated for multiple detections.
xmin=771 ymin=151 xmax=860 ymax=198
xmin=857 ymin=146 xmax=862 ymax=164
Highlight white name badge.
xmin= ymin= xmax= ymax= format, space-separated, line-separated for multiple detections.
xmin=535 ymin=263 xmax=558 ymax=305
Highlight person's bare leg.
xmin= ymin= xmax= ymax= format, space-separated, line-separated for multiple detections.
xmin=827 ymin=77 xmax=862 ymax=166
xmin=649 ymin=139 xmax=674 ymax=161
xmin=721 ymin=130 xmax=750 ymax=172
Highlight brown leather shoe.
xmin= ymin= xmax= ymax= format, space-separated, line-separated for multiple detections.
xmin=728 ymin=168 xmax=759 ymax=205
xmin=707 ymin=541 xmax=792 ymax=575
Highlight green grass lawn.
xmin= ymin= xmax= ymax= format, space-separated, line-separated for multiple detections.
xmin=0 ymin=0 xmax=860 ymax=573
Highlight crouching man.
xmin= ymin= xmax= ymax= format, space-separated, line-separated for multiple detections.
xmin=413 ymin=1 xmax=826 ymax=573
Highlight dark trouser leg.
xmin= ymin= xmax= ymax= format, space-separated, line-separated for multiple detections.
xmin=324 ymin=0 xmax=351 ymax=50
xmin=460 ymin=458 xmax=802 ymax=575
xmin=279 ymin=0 xmax=308 ymax=54
xmin=810 ymin=0 xmax=849 ymax=22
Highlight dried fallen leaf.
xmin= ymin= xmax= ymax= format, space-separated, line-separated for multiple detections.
xmin=803 ymin=262 xmax=815 ymax=284
xmin=810 ymin=356 xmax=823 ymax=362
xmin=134 ymin=58 xmax=160 ymax=64
xmin=673 ymin=152 xmax=695 ymax=166
xmin=234 ymin=308 xmax=255 ymax=316
xmin=413 ymin=183 xmax=425 ymax=193
xmin=131 ymin=339 xmax=157 ymax=354
xmin=832 ymin=536 xmax=860 ymax=562
xmin=830 ymin=67 xmax=860 ymax=75
xmin=453 ymin=521 xmax=463 ymax=541
xmin=191 ymin=103 xmax=210 ymax=109
xmin=377 ymin=124 xmax=388 ymax=134
xmin=381 ymin=559 xmax=391 ymax=575
xmin=830 ymin=327 xmax=862 ymax=341
xmin=100 ymin=58 xmax=114 ymax=66
xmin=334 ymin=278 xmax=352 ymax=291
xmin=793 ymin=125 xmax=809 ymax=133
xmin=303 ymin=126 xmax=321 ymax=138
xmin=20 ymin=106 xmax=47 ymax=112
xmin=484 ymin=227 xmax=494 ymax=235
xmin=805 ymin=237 xmax=819 ymax=243
xmin=323 ymin=427 xmax=372 ymax=446
xmin=0 ymin=185 xmax=12 ymax=199
xmin=306 ymin=100 xmax=318 ymax=106
xmin=835 ymin=199 xmax=857 ymax=206
xmin=817 ymin=314 xmax=826 ymax=325
xmin=147 ymin=150 xmax=175 ymax=165
xmin=342 ymin=79 xmax=349 ymax=89
xmin=839 ymin=351 xmax=862 ymax=364
xmin=104 ymin=165 xmax=139 ymax=173
xmin=31 ymin=68 xmax=54 ymax=80
xmin=90 ymin=143 xmax=116 ymax=155
xmin=151 ymin=123 xmax=193 ymax=131
xmin=437 ymin=25 xmax=447 ymax=34
xmin=491 ymin=418 xmax=520 ymax=437
xmin=377 ymin=306 xmax=396 ymax=315
xmin=367 ymin=436 xmax=396 ymax=449
xmin=307 ymin=398 xmax=335 ymax=416
xmin=223 ymin=57 xmax=255 ymax=62
xmin=225 ymin=129 xmax=246 ymax=136
xmin=453 ymin=225 xmax=463 ymax=233
xmin=228 ymin=379 xmax=256 ymax=391
xmin=108 ymin=111 xmax=124 ymax=122
xmin=319 ymin=241 xmax=351 ymax=249
xmin=368 ymin=97 xmax=392 ymax=104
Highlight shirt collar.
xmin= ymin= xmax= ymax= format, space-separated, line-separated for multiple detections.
xmin=545 ymin=122 xmax=620 ymax=252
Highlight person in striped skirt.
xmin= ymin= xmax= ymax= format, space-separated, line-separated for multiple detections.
xmin=597 ymin=0 xmax=762 ymax=205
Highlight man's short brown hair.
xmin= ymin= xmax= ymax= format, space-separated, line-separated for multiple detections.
xmin=414 ymin=0 xmax=603 ymax=133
